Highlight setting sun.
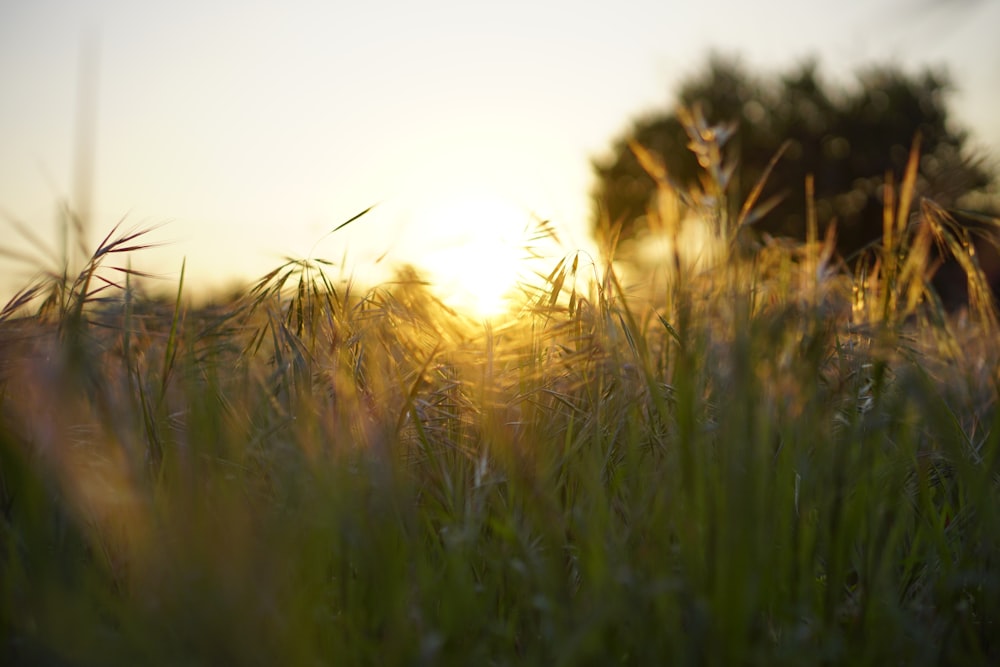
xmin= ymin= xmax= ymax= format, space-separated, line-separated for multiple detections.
xmin=407 ymin=190 xmax=541 ymax=319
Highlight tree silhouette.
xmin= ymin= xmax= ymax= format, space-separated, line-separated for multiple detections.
xmin=591 ymin=55 xmax=997 ymax=266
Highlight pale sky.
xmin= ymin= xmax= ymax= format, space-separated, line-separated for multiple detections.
xmin=2 ymin=0 xmax=998 ymax=311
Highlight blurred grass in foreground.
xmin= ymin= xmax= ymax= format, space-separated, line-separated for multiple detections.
xmin=2 ymin=112 xmax=1000 ymax=666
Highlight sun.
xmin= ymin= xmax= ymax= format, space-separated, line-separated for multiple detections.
xmin=407 ymin=190 xmax=536 ymax=319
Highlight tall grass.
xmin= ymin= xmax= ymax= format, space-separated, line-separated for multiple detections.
xmin=2 ymin=112 xmax=999 ymax=666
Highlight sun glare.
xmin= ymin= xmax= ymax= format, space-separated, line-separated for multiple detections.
xmin=408 ymin=191 xmax=536 ymax=319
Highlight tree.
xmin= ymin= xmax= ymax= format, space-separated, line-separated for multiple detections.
xmin=591 ymin=54 xmax=997 ymax=265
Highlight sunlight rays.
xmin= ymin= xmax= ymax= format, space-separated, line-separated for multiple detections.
xmin=407 ymin=189 xmax=538 ymax=319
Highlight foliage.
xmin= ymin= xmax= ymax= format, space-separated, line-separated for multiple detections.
xmin=3 ymin=120 xmax=1000 ymax=666
xmin=591 ymin=54 xmax=998 ymax=272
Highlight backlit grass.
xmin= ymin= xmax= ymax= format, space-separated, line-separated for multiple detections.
xmin=2 ymin=114 xmax=999 ymax=666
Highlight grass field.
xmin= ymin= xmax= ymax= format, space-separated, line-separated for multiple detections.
xmin=2 ymin=122 xmax=999 ymax=665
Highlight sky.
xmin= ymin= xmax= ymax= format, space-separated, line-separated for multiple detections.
xmin=1 ymin=0 xmax=998 ymax=314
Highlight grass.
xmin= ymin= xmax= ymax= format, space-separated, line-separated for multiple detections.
xmin=2 ymin=111 xmax=1000 ymax=666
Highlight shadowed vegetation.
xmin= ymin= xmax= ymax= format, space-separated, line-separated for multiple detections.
xmin=592 ymin=55 xmax=1000 ymax=303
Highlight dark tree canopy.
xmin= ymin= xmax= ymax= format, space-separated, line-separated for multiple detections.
xmin=592 ymin=54 xmax=997 ymax=261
